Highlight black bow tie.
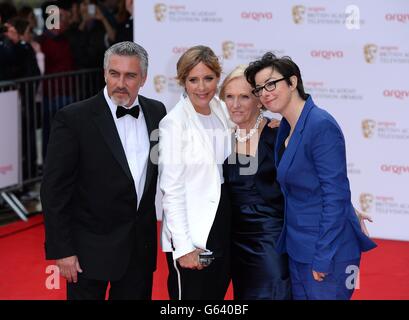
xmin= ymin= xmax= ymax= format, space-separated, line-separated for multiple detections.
xmin=116 ymin=105 xmax=140 ymax=119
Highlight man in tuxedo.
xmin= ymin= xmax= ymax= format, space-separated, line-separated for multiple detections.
xmin=41 ymin=41 xmax=167 ymax=300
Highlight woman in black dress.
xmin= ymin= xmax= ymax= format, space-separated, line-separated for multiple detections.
xmin=220 ymin=65 xmax=291 ymax=300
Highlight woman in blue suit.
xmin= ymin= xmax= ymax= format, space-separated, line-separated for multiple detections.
xmin=244 ymin=53 xmax=377 ymax=300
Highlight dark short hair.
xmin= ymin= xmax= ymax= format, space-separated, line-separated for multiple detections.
xmin=8 ymin=17 xmax=30 ymax=36
xmin=245 ymin=52 xmax=308 ymax=100
xmin=17 ymin=6 xmax=34 ymax=19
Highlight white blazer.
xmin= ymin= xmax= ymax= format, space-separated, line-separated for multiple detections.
xmin=159 ymin=96 xmax=232 ymax=260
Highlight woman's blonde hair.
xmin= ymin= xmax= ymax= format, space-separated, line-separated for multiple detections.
xmin=176 ymin=45 xmax=221 ymax=86
xmin=219 ymin=64 xmax=248 ymax=101
xmin=220 ymin=64 xmax=266 ymax=111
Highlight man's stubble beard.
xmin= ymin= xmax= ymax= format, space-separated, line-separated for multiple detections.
xmin=111 ymin=94 xmax=131 ymax=107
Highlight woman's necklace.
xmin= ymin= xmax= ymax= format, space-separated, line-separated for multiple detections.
xmin=234 ymin=112 xmax=264 ymax=143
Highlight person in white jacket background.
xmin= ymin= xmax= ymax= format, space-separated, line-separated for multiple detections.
xmin=158 ymin=45 xmax=232 ymax=300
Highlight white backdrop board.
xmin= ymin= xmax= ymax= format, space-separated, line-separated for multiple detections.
xmin=0 ymin=90 xmax=20 ymax=190
xmin=134 ymin=1 xmax=409 ymax=241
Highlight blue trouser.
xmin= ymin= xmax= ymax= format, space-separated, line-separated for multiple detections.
xmin=289 ymin=257 xmax=361 ymax=300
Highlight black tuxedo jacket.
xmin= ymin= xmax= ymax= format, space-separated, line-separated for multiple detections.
xmin=41 ymin=91 xmax=166 ymax=281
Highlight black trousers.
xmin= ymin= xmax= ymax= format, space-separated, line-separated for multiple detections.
xmin=66 ymin=244 xmax=153 ymax=300
xmin=166 ymin=184 xmax=231 ymax=300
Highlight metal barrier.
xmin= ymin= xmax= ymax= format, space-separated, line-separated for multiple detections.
xmin=0 ymin=68 xmax=105 ymax=220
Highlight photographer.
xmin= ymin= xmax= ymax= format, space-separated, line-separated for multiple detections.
xmin=71 ymin=0 xmax=116 ymax=68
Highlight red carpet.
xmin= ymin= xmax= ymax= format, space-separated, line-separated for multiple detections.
xmin=0 ymin=214 xmax=408 ymax=300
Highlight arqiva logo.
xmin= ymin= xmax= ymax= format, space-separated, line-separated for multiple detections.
xmin=0 ymin=165 xmax=13 ymax=175
xmin=385 ymin=13 xmax=409 ymax=23
xmin=241 ymin=11 xmax=273 ymax=21
xmin=381 ymin=164 xmax=409 ymax=175
xmin=383 ymin=89 xmax=409 ymax=100
xmin=310 ymin=50 xmax=344 ymax=59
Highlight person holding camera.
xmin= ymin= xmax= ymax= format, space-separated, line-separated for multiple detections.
xmin=159 ymin=45 xmax=232 ymax=300
xmin=76 ymin=0 xmax=116 ymax=67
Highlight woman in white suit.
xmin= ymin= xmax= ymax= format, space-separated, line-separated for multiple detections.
xmin=159 ymin=45 xmax=232 ymax=300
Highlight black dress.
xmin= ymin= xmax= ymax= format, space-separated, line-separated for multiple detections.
xmin=224 ymin=123 xmax=291 ymax=300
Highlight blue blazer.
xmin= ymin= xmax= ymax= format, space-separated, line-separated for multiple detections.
xmin=275 ymin=96 xmax=376 ymax=273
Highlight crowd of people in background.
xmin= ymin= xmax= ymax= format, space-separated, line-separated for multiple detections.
xmin=0 ymin=0 xmax=134 ymax=82
xmin=0 ymin=0 xmax=134 ymax=205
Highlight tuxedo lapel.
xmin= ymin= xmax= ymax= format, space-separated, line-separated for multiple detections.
xmin=92 ymin=92 xmax=133 ymax=182
xmin=276 ymin=129 xmax=302 ymax=183
xmin=139 ymin=96 xmax=156 ymax=199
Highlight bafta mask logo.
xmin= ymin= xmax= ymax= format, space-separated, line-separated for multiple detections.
xmin=222 ymin=41 xmax=235 ymax=60
xmin=345 ymin=5 xmax=361 ymax=30
xmin=364 ymin=44 xmax=378 ymax=63
xmin=292 ymin=5 xmax=306 ymax=24
xmin=359 ymin=193 xmax=374 ymax=213
xmin=154 ymin=75 xmax=167 ymax=93
xmin=362 ymin=119 xmax=376 ymax=138
xmin=154 ymin=3 xmax=167 ymax=22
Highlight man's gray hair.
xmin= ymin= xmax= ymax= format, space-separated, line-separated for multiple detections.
xmin=104 ymin=41 xmax=149 ymax=76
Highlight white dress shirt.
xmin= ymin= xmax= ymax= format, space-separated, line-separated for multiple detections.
xmin=196 ymin=111 xmax=226 ymax=184
xmin=103 ymin=86 xmax=149 ymax=209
